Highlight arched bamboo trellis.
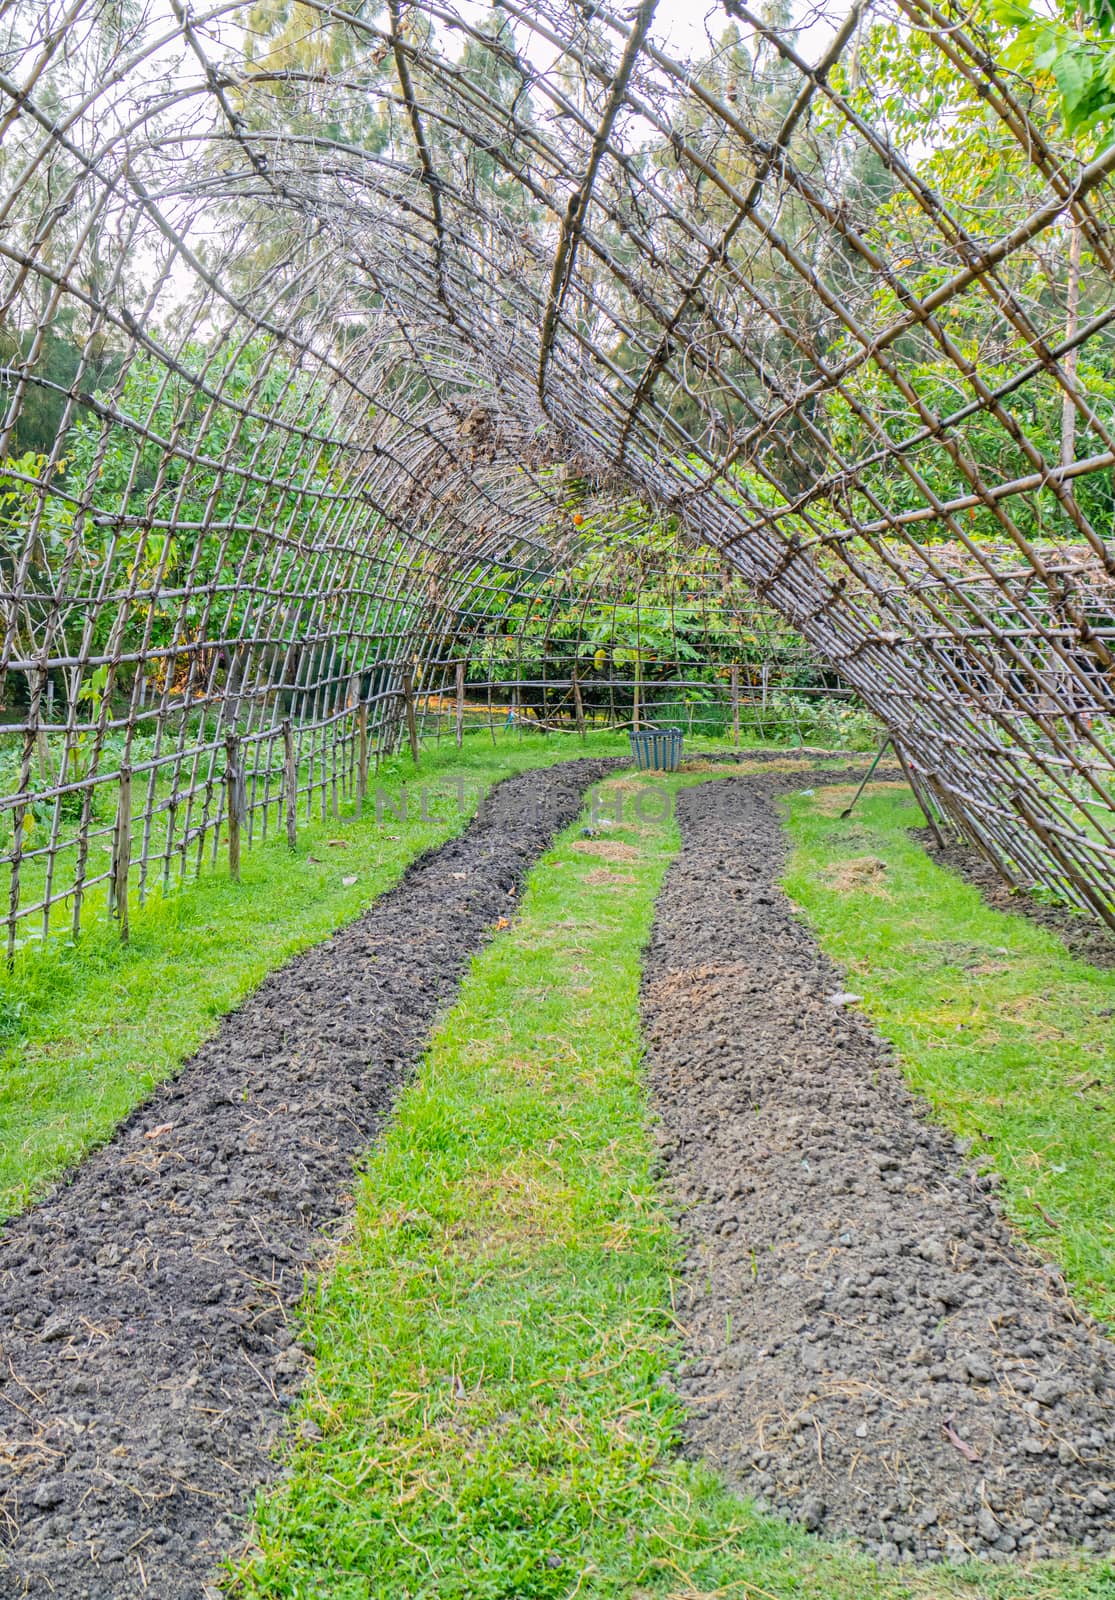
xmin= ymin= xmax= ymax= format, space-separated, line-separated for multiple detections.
xmin=2 ymin=0 xmax=1115 ymax=949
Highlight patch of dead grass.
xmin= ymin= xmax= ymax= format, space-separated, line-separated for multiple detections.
xmin=644 ymin=959 xmax=753 ymax=1010
xmin=822 ymin=855 xmax=890 ymax=896
xmin=450 ymin=1161 xmax=574 ymax=1249
xmin=681 ymin=757 xmax=825 ymax=775
xmin=570 ymin=839 xmax=639 ymax=862
xmin=585 ymin=867 xmax=636 ymax=886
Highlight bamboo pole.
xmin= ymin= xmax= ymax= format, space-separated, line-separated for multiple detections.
xmin=283 ymin=719 xmax=298 ymax=849
xmin=112 ymin=765 xmax=132 ymax=943
xmin=357 ymin=700 xmax=369 ymax=815
xmin=402 ymin=671 xmax=420 ymax=769
xmin=226 ymin=733 xmax=244 ymax=883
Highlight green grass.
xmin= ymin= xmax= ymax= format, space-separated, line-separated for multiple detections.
xmin=783 ymin=782 xmax=1115 ymax=1326
xmin=0 ymin=729 xmax=629 ymax=1218
xmin=0 ymin=730 xmax=844 ymax=1219
xmin=228 ymin=772 xmax=1111 ymax=1600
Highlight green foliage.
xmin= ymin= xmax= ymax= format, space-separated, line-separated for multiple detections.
xmin=0 ymin=319 xmax=119 ymax=460
xmin=469 ymin=496 xmax=837 ymax=713
xmin=820 ymin=6 xmax=1115 ymax=540
xmin=993 ymin=0 xmax=1115 ymax=139
xmin=62 ymin=341 xmax=338 ymax=643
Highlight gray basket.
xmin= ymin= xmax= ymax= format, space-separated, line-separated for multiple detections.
xmin=628 ymin=727 xmax=684 ymax=772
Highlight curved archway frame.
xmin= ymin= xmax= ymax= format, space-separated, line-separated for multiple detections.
xmin=1 ymin=0 xmax=1114 ymax=948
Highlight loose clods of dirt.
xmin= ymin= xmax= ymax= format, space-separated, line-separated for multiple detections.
xmin=642 ymin=775 xmax=1115 ymax=1565
xmin=683 ymin=747 xmax=881 ymax=766
xmin=0 ymin=758 xmax=616 ymax=1600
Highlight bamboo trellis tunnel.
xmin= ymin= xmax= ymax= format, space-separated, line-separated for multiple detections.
xmin=2 ymin=0 xmax=1115 ymax=950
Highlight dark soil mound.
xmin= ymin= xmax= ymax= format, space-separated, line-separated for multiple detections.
xmin=642 ymin=775 xmax=1115 ymax=1565
xmin=912 ymin=827 xmax=1115 ymax=972
xmin=0 ymin=759 xmax=615 ymax=1599
xmin=684 ymin=747 xmax=892 ymax=766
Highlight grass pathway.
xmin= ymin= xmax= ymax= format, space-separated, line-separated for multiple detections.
xmin=229 ymin=772 xmax=1112 ymax=1600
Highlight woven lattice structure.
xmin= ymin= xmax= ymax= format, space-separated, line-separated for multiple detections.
xmin=2 ymin=0 xmax=1114 ymax=948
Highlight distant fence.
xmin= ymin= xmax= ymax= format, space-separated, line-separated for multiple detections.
xmin=0 ymin=634 xmax=867 ymax=956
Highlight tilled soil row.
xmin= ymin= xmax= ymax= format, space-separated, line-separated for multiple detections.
xmin=0 ymin=758 xmax=616 ymax=1599
xmin=682 ymin=747 xmax=892 ymax=769
xmin=642 ymin=775 xmax=1115 ymax=1565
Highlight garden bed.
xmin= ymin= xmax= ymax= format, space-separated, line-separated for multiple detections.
xmin=0 ymin=758 xmax=615 ymax=1599
xmin=642 ymin=775 xmax=1115 ymax=1565
xmin=4 ymin=757 xmax=1113 ymax=1597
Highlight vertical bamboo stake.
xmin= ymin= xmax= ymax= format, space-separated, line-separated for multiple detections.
xmin=730 ymin=662 xmax=740 ymax=748
xmin=226 ymin=733 xmax=243 ymax=883
xmin=113 ymin=764 xmax=132 ymax=943
xmin=1061 ymin=215 xmax=1082 ymax=467
xmin=283 ymin=719 xmax=297 ymax=849
xmin=633 ymin=651 xmax=641 ymax=732
xmin=455 ymin=659 xmax=465 ymax=748
xmin=36 ymin=672 xmax=51 ymax=784
xmin=572 ymin=666 xmax=586 ymax=741
xmin=893 ymin=739 xmax=945 ymax=847
xmin=357 ymin=700 xmax=369 ymax=816
xmin=1013 ymin=790 xmax=1115 ymax=932
xmin=402 ymin=671 xmax=420 ymax=769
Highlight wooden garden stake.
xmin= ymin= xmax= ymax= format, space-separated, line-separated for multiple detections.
xmin=403 ymin=671 xmax=420 ymax=769
xmin=283 ymin=719 xmax=298 ymax=849
xmin=112 ymin=765 xmax=132 ymax=942
xmin=455 ymin=659 xmax=465 ymax=748
xmin=730 ymin=663 xmax=740 ymax=748
xmin=357 ymin=700 xmax=369 ymax=814
xmin=226 ymin=733 xmax=244 ymax=882
xmin=572 ymin=666 xmax=586 ymax=740
xmin=893 ymin=740 xmax=945 ymax=847
xmin=36 ymin=672 xmax=52 ymax=784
